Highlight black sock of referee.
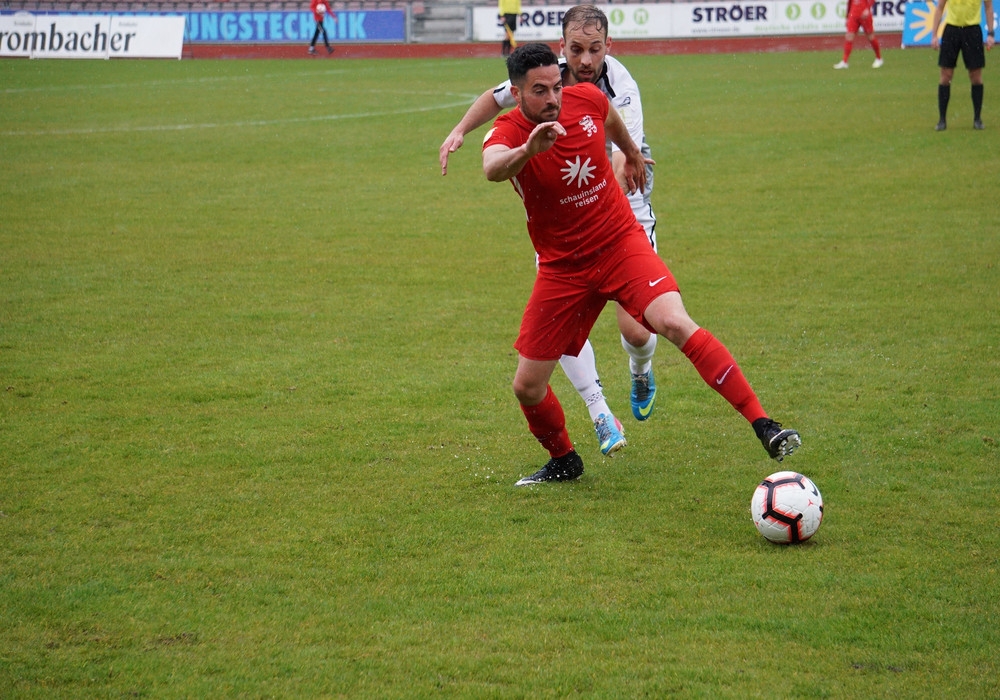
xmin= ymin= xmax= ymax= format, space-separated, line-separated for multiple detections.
xmin=972 ymin=84 xmax=984 ymax=121
xmin=938 ymin=84 xmax=951 ymax=122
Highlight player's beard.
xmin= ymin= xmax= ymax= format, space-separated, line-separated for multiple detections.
xmin=523 ymin=100 xmax=561 ymax=124
xmin=566 ymin=58 xmax=604 ymax=86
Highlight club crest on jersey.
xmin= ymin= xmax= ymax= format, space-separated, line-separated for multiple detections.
xmin=579 ymin=115 xmax=598 ymax=137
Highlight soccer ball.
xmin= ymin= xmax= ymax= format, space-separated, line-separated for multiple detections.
xmin=750 ymin=471 xmax=823 ymax=544
xmin=316 ymin=3 xmax=327 ymax=13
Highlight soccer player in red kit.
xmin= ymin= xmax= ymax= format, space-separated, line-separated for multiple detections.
xmin=308 ymin=0 xmax=335 ymax=55
xmin=483 ymin=43 xmax=801 ymax=486
xmin=834 ymin=0 xmax=883 ymax=69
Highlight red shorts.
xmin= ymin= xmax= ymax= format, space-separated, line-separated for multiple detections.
xmin=514 ymin=228 xmax=678 ymax=361
xmin=846 ymin=12 xmax=874 ymax=34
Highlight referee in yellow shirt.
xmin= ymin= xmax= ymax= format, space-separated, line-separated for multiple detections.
xmin=499 ymin=0 xmax=521 ymax=57
xmin=932 ymin=0 xmax=996 ymax=129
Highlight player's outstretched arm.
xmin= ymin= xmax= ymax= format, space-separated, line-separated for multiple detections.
xmin=439 ymin=89 xmax=505 ymax=175
xmin=483 ymin=122 xmax=565 ymax=182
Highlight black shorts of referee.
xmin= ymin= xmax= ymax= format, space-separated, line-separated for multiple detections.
xmin=938 ymin=24 xmax=987 ymax=70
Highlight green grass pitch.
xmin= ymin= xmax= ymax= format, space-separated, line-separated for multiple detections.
xmin=1 ymin=48 xmax=998 ymax=697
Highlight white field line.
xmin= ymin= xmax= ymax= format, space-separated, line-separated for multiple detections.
xmin=2 ymin=97 xmax=477 ymax=137
xmin=1 ymin=65 xmax=457 ymax=95
xmin=2 ymin=73 xmax=477 ymax=135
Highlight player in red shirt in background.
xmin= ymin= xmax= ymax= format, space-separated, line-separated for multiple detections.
xmin=834 ymin=0 xmax=883 ymax=69
xmin=308 ymin=0 xmax=335 ymax=55
xmin=482 ymin=43 xmax=801 ymax=486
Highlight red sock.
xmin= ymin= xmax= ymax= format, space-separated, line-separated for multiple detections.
xmin=520 ymin=385 xmax=574 ymax=458
xmin=843 ymin=41 xmax=853 ymax=63
xmin=871 ymin=38 xmax=881 ymax=59
xmin=681 ymin=328 xmax=767 ymax=424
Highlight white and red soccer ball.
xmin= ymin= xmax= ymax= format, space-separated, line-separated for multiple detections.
xmin=751 ymin=471 xmax=824 ymax=544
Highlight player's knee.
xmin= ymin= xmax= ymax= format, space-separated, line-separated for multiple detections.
xmin=619 ymin=325 xmax=651 ymax=348
xmin=512 ymin=377 xmax=546 ymax=406
xmin=648 ymin=313 xmax=699 ymax=348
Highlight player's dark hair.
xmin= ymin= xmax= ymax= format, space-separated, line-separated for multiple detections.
xmin=561 ymin=5 xmax=608 ymax=38
xmin=506 ymin=43 xmax=560 ymax=87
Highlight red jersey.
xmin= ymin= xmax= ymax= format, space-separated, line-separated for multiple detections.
xmin=483 ymin=82 xmax=641 ymax=268
xmin=846 ymin=0 xmax=874 ymax=20
xmin=311 ymin=0 xmax=330 ymax=23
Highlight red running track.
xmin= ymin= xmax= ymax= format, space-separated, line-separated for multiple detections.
xmin=185 ymin=33 xmax=903 ymax=59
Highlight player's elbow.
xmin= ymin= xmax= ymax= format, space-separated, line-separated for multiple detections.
xmin=482 ymin=151 xmax=512 ymax=181
xmin=484 ymin=167 xmax=510 ymax=182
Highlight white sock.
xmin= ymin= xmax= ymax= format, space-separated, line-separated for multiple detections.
xmin=560 ymin=339 xmax=613 ymax=423
xmin=621 ymin=333 xmax=657 ymax=376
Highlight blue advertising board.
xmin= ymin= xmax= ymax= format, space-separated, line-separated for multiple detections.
xmin=903 ymin=1 xmax=997 ymax=46
xmin=0 ymin=8 xmax=406 ymax=42
xmin=182 ymin=10 xmax=405 ymax=42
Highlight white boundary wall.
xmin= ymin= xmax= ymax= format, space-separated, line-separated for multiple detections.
xmin=0 ymin=14 xmax=185 ymax=58
xmin=473 ymin=2 xmax=906 ymax=41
